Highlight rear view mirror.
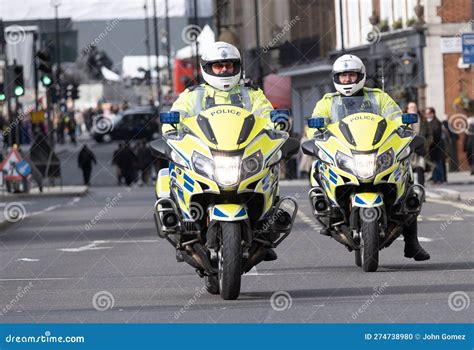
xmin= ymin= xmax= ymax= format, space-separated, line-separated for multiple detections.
xmin=281 ymin=137 xmax=300 ymax=160
xmin=301 ymin=140 xmax=316 ymax=156
xmin=160 ymin=111 xmax=180 ymax=124
xmin=150 ymin=137 xmax=171 ymax=159
xmin=308 ymin=117 xmax=325 ymax=129
xmin=402 ymin=113 xmax=418 ymax=125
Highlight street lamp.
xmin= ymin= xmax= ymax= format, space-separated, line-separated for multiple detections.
xmin=51 ymin=0 xmax=62 ymax=101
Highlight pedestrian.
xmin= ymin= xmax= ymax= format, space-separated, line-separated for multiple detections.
xmin=77 ymin=144 xmax=97 ymax=185
xmin=112 ymin=142 xmax=124 ymax=185
xmin=442 ymin=114 xmax=459 ymax=173
xmin=405 ymin=102 xmax=432 ymax=186
xmin=114 ymin=143 xmax=137 ymax=186
xmin=136 ymin=141 xmax=154 ymax=185
xmin=426 ymin=107 xmax=446 ymax=184
xmin=464 ymin=116 xmax=474 ymax=175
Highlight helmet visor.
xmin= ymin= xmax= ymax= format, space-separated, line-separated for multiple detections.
xmin=334 ymin=72 xmax=364 ymax=85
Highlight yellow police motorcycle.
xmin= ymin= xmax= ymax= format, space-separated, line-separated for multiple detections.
xmin=302 ymin=107 xmax=425 ymax=272
xmin=151 ymin=106 xmax=299 ymax=299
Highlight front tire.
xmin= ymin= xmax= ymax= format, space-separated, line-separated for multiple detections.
xmin=218 ymin=222 xmax=242 ymax=300
xmin=360 ymin=220 xmax=379 ymax=272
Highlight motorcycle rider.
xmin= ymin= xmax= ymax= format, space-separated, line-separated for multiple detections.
xmin=163 ymin=41 xmax=274 ymax=133
xmin=164 ymin=41 xmax=277 ymax=261
xmin=309 ymin=54 xmax=430 ymax=261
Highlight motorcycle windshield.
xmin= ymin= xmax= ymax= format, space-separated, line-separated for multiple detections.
xmin=326 ymin=112 xmax=397 ymax=152
xmin=181 ymin=105 xmax=270 ymax=151
xmin=331 ymin=95 xmax=378 ymax=123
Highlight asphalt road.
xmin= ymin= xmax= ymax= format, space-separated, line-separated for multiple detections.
xmin=1 ymin=183 xmax=472 ymax=323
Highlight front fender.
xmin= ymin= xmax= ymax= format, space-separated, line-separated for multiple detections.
xmin=351 ymin=192 xmax=384 ymax=208
xmin=210 ymin=204 xmax=248 ymax=221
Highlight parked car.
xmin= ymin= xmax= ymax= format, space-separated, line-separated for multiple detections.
xmin=92 ymin=106 xmax=160 ymax=142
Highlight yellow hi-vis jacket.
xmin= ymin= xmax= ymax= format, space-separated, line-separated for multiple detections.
xmin=307 ymin=87 xmax=403 ymax=138
xmin=163 ymin=82 xmax=274 ymax=133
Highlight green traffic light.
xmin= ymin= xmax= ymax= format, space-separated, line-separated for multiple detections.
xmin=14 ymin=86 xmax=24 ymax=96
xmin=41 ymin=75 xmax=52 ymax=87
xmin=0 ymin=93 xmax=5 ymax=101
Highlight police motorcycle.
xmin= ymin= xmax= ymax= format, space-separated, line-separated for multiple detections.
xmin=301 ymin=104 xmax=425 ymax=272
xmin=151 ymin=105 xmax=299 ymax=299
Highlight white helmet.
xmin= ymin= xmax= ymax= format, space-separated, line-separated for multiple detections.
xmin=200 ymin=41 xmax=241 ymax=91
xmin=332 ymin=54 xmax=366 ymax=96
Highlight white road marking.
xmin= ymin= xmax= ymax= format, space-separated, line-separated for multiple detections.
xmin=396 ymin=236 xmax=435 ymax=242
xmin=247 ymin=267 xmax=259 ymax=275
xmin=57 ymin=239 xmax=158 ymax=252
xmin=29 ymin=205 xmax=61 ymax=217
xmin=67 ymin=197 xmax=81 ymax=206
xmin=59 ymin=243 xmax=112 ymax=252
xmin=427 ymin=197 xmax=474 ymax=213
xmin=16 ymin=258 xmax=39 ymax=262
xmin=297 ymin=210 xmax=320 ymax=229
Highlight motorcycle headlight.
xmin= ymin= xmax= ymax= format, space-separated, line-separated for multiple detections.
xmin=192 ymin=152 xmax=214 ymax=179
xmin=353 ymin=153 xmax=377 ymax=179
xmin=242 ymin=151 xmax=263 ymax=179
xmin=214 ymin=154 xmax=241 ymax=186
xmin=376 ymin=148 xmax=394 ymax=174
xmin=335 ymin=151 xmax=355 ymax=175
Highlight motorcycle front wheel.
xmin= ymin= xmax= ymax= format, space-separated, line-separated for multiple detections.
xmin=218 ymin=222 xmax=242 ymax=300
xmin=360 ymin=219 xmax=379 ymax=272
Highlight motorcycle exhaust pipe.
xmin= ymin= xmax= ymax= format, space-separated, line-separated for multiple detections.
xmin=243 ymin=246 xmax=266 ymax=273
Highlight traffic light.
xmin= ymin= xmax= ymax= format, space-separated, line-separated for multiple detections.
xmin=0 ymin=83 xmax=5 ymax=101
xmin=37 ymin=48 xmax=53 ymax=88
xmin=13 ymin=65 xmax=25 ymax=97
xmin=70 ymin=84 xmax=79 ymax=100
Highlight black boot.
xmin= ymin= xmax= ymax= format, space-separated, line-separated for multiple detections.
xmin=403 ymin=226 xmax=430 ymax=261
xmin=263 ymin=248 xmax=278 ymax=261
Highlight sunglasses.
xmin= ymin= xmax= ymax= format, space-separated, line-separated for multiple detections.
xmin=211 ymin=62 xmax=234 ymax=70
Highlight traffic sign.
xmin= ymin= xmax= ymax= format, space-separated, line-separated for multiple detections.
xmin=461 ymin=33 xmax=474 ymax=64
xmin=31 ymin=111 xmax=45 ymax=124
xmin=16 ymin=160 xmax=32 ymax=177
xmin=0 ymin=148 xmax=24 ymax=181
